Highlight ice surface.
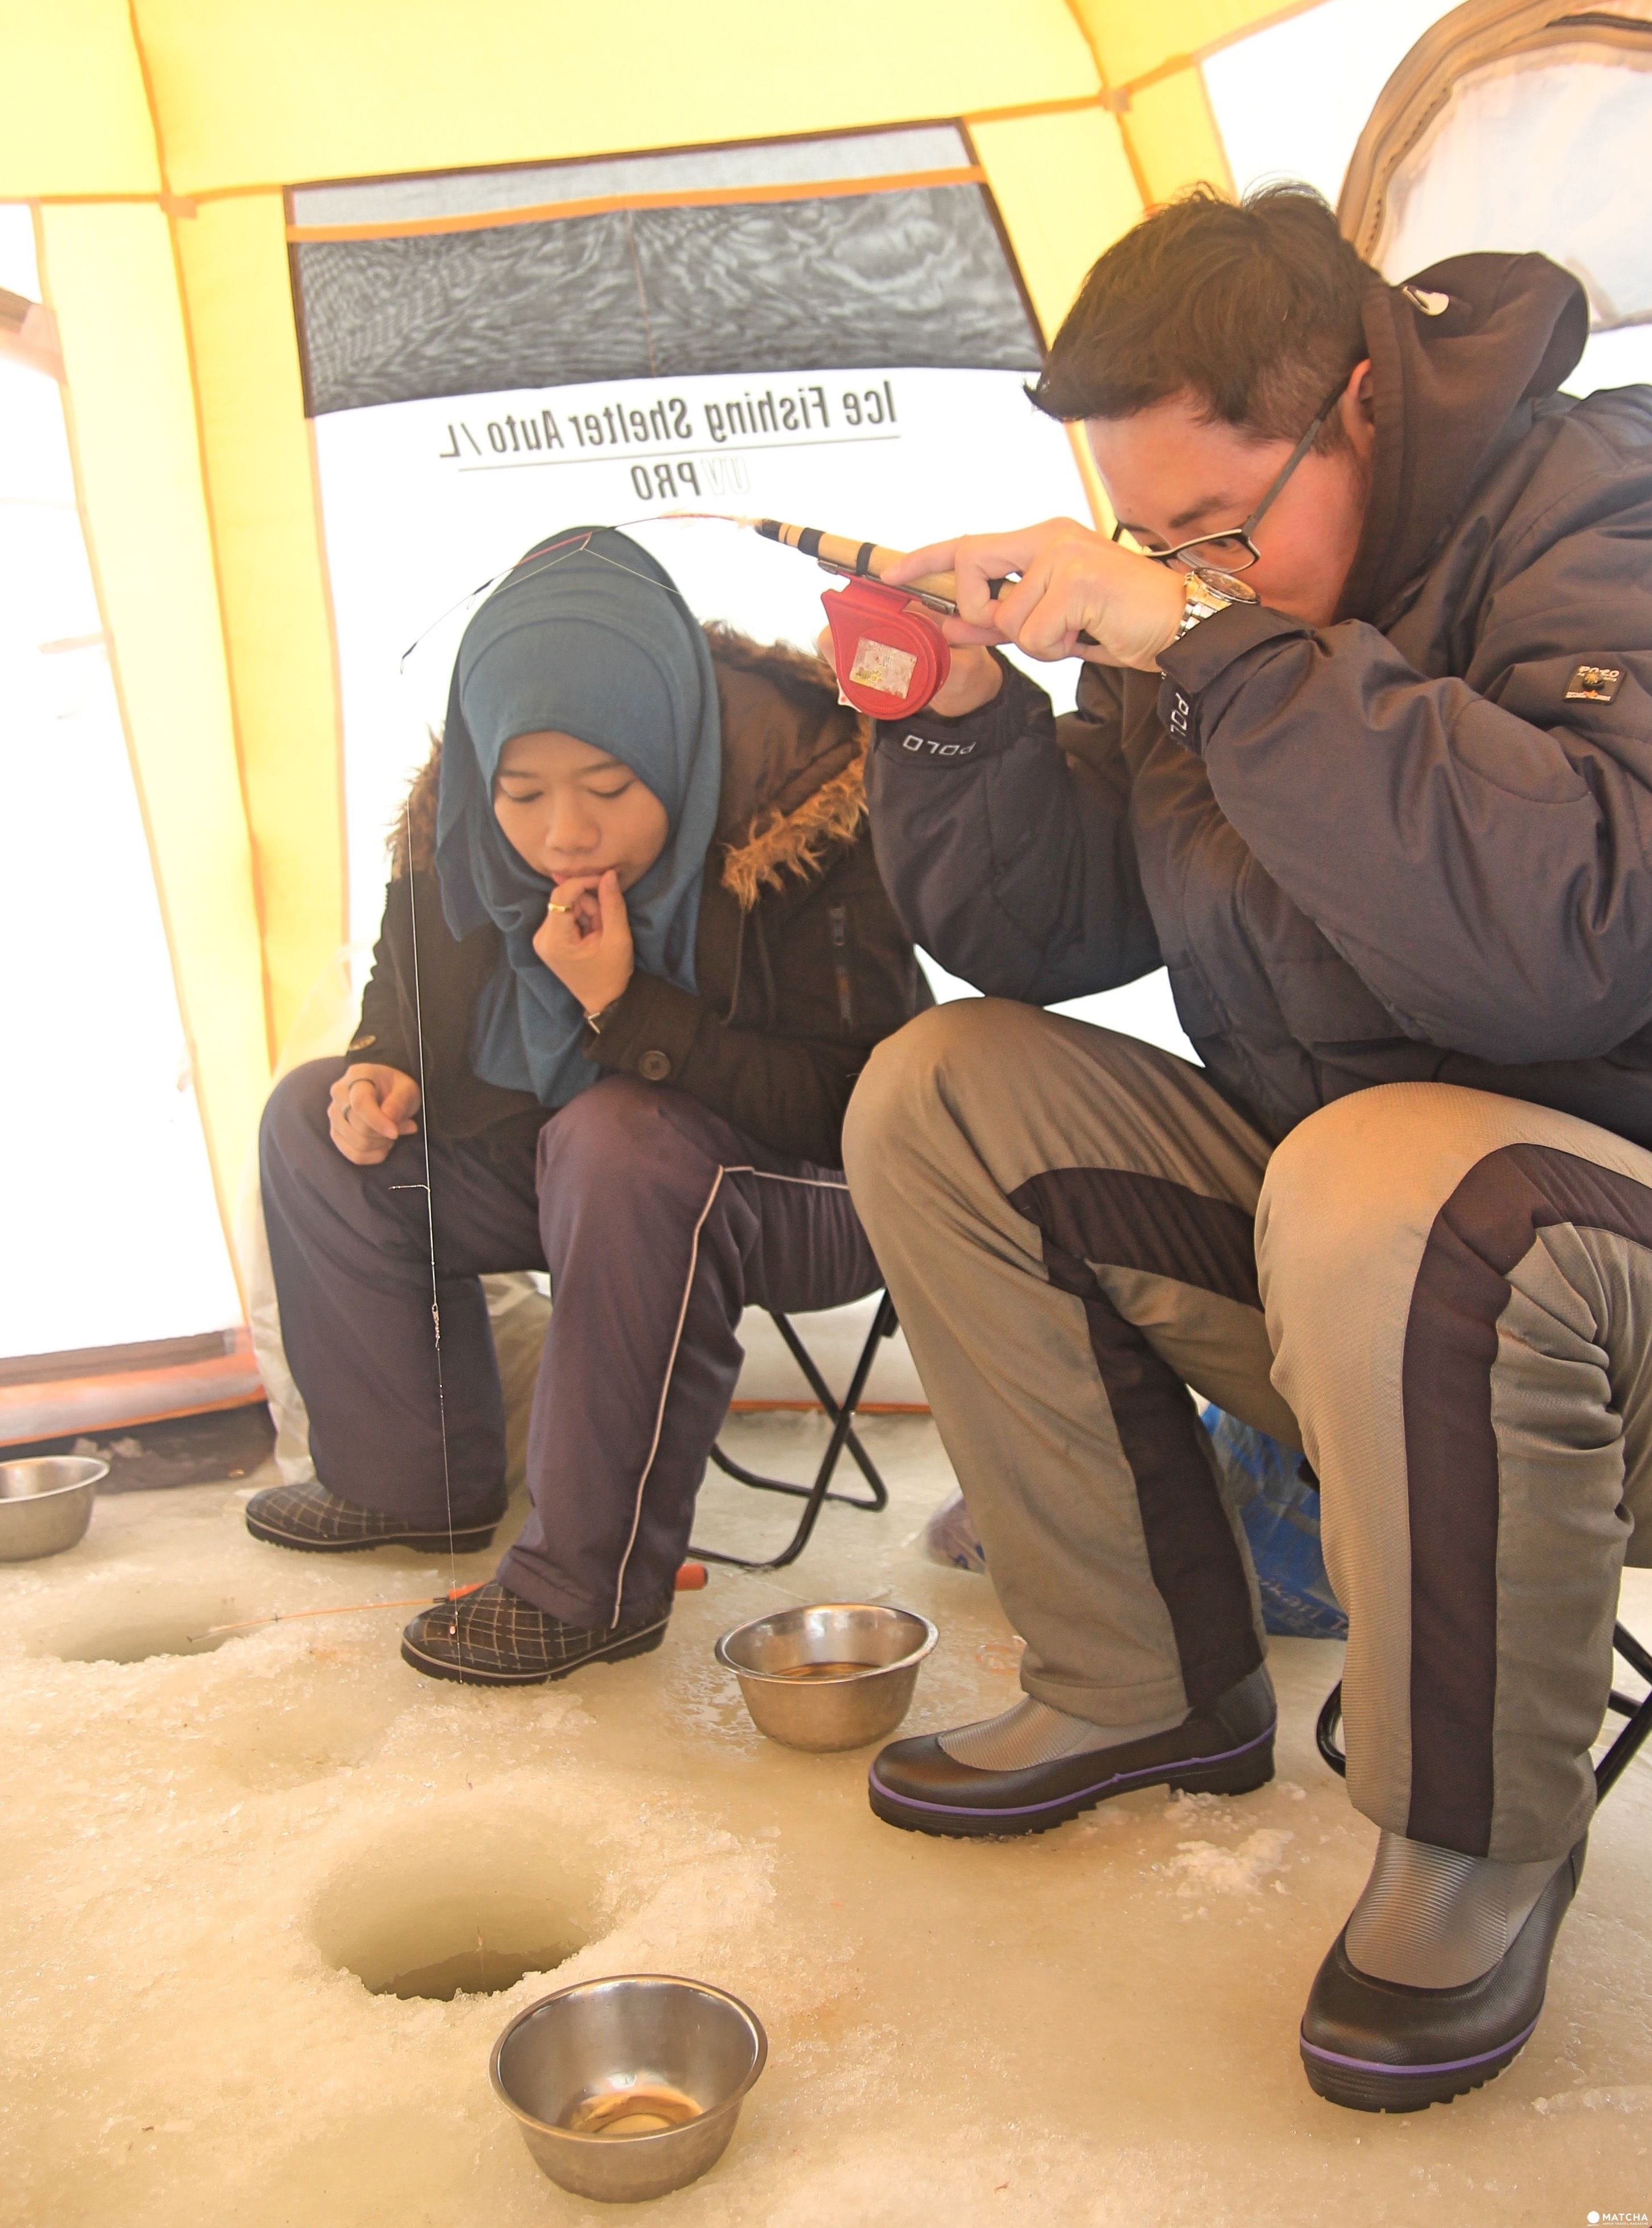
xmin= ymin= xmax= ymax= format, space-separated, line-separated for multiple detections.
xmin=1 ymin=1413 xmax=1649 ymax=2226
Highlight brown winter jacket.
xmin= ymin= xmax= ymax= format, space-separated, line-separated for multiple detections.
xmin=868 ymin=253 xmax=1652 ymax=1151
xmin=349 ymin=627 xmax=931 ymax=1166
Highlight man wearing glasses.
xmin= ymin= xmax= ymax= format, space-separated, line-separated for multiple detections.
xmin=841 ymin=184 xmax=1652 ymax=2110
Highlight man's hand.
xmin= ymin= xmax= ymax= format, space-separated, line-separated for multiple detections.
xmin=532 ymin=869 xmax=635 ymax=1016
xmin=329 ymin=1063 xmax=421 ymax=1166
xmin=884 ymin=519 xmax=1185 ymax=672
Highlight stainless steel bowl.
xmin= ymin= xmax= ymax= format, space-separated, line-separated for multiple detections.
xmin=0 ymin=1456 xmax=106 ymax=1562
xmin=491 ymin=1973 xmax=767 ymax=2204
xmin=716 ymin=1602 xmax=938 ymax=1751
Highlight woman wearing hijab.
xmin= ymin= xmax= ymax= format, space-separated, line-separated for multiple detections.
xmin=248 ymin=528 xmax=929 ymax=1684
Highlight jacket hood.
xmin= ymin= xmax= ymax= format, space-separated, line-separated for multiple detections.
xmin=1337 ymin=251 xmax=1589 ymax=625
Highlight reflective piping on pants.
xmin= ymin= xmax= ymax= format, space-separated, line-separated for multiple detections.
xmin=607 ymin=1162 xmax=853 ymax=1626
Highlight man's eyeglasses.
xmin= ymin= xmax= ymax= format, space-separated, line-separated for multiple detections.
xmin=1110 ymin=380 xmax=1348 ymax=575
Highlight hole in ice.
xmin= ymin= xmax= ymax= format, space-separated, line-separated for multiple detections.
xmin=26 ymin=1586 xmax=255 ymax=1664
xmin=372 ymin=1937 xmax=579 ymax=2003
xmin=310 ymin=1807 xmax=610 ymax=2003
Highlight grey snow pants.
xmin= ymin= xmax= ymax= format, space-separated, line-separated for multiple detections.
xmin=261 ymin=1060 xmax=879 ymax=1629
xmin=843 ymin=999 xmax=1652 ymax=1864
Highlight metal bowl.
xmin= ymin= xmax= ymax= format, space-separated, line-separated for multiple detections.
xmin=0 ymin=1456 xmax=106 ymax=1562
xmin=716 ymin=1602 xmax=938 ymax=1752
xmin=491 ymin=1973 xmax=767 ymax=2204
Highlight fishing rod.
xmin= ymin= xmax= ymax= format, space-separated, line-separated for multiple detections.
xmin=747 ymin=518 xmax=959 ymax=721
xmin=403 ymin=510 xmax=1088 ymax=724
xmin=740 ymin=516 xmax=1096 ymax=719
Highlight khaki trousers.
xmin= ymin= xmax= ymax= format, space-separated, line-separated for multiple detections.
xmin=843 ymin=1000 xmax=1652 ymax=1862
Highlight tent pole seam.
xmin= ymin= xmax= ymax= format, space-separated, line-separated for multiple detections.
xmin=1056 ymin=0 xmax=1155 ymax=208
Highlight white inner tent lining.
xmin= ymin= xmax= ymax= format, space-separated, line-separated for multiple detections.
xmin=0 ymin=210 xmax=241 ymax=1360
xmin=1374 ymin=41 xmax=1652 ymax=327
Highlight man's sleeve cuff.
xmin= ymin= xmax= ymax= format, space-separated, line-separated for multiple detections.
xmin=873 ymin=651 xmax=1035 ymax=766
xmin=1155 ymin=603 xmax=1310 ymax=753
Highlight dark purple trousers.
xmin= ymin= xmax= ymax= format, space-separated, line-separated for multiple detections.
xmin=260 ymin=1061 xmax=880 ymax=1627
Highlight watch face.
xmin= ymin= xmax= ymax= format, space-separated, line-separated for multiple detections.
xmin=1187 ymin=564 xmax=1259 ymax=605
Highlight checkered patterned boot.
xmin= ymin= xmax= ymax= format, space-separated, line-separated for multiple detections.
xmin=244 ymin=1479 xmax=501 ymax=1555
xmin=400 ymin=1581 xmax=670 ymax=1686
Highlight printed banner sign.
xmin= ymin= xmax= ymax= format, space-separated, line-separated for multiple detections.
xmin=312 ymin=364 xmax=1091 ymax=937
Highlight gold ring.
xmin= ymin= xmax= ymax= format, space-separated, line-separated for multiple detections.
xmin=547 ymin=901 xmax=572 ymax=913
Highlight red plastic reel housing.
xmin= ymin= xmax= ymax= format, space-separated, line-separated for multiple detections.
xmin=821 ymin=576 xmax=950 ymax=719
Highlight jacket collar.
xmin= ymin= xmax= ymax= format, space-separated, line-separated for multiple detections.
xmin=1337 ymin=251 xmax=1588 ymax=626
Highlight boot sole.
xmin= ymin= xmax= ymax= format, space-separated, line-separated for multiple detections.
xmin=399 ymin=1617 xmax=668 ymax=1687
xmin=246 ymin=1512 xmax=499 ymax=1556
xmin=867 ymin=1725 xmax=1274 ymax=1839
xmin=1299 ymin=2014 xmax=1539 ymax=2113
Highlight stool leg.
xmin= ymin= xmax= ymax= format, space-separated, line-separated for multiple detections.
xmin=1596 ymin=1623 xmax=1652 ymax=1799
xmin=770 ymin=1297 xmax=894 ymax=1507
xmin=1322 ymin=1627 xmax=1652 ymax=1801
xmin=704 ymin=1295 xmax=895 ymax=1508
xmin=694 ymin=1294 xmax=897 ymax=1572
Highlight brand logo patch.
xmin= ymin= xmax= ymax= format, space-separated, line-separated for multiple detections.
xmin=901 ymin=733 xmax=976 ymax=758
xmin=1565 ymin=663 xmax=1624 ymax=703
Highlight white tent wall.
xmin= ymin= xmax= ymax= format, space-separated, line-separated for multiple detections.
xmin=1208 ymin=0 xmax=1467 ymax=202
xmin=1337 ymin=0 xmax=1652 ymax=399
xmin=0 ymin=204 xmax=241 ymax=1363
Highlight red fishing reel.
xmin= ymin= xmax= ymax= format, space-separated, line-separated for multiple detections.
xmin=821 ymin=575 xmax=951 ymax=720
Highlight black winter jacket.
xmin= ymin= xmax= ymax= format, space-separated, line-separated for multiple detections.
xmin=867 ymin=253 xmax=1652 ymax=1150
xmin=350 ymin=630 xmax=930 ymax=1166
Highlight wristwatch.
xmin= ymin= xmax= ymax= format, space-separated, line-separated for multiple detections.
xmin=1174 ymin=564 xmax=1259 ymax=642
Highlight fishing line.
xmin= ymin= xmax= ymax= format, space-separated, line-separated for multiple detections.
xmin=375 ymin=518 xmax=754 ymax=1667
xmin=387 ymin=796 xmax=464 ymax=1653
xmin=396 ymin=514 xmax=755 ymax=673
xmin=195 ymin=1582 xmax=486 ymax=1642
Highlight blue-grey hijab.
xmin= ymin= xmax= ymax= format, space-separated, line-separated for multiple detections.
xmin=434 ymin=528 xmax=722 ymax=1107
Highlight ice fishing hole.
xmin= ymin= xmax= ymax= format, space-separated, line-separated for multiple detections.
xmin=27 ymin=1586 xmax=255 ymax=1664
xmin=310 ymin=1809 xmax=612 ymax=2003
xmin=372 ymin=1934 xmax=580 ymax=2003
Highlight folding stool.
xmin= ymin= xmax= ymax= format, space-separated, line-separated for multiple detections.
xmin=690 ymin=1291 xmax=901 ymax=1573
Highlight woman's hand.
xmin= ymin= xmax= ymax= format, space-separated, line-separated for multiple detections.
xmin=329 ymin=1063 xmax=421 ymax=1165
xmin=883 ymin=519 xmax=1185 ymax=671
xmin=532 ymin=869 xmax=635 ymax=1016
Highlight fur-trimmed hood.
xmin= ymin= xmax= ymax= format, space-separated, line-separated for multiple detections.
xmin=391 ymin=623 xmax=867 ymax=913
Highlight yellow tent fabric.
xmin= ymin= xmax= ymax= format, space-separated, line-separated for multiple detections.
xmin=1 ymin=0 xmax=1300 ymax=1279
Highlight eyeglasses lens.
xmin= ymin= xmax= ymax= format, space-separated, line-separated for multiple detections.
xmin=1113 ymin=524 xmax=1258 ymax=572
xmin=1180 ymin=535 xmax=1259 ymax=572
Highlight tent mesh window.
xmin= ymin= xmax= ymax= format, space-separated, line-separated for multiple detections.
xmin=1338 ymin=0 xmax=1652 ymax=334
xmin=288 ymin=126 xmax=1043 ymax=413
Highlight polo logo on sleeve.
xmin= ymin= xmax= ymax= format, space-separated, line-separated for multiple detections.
xmin=1169 ymin=692 xmax=1192 ymax=737
xmin=1565 ymin=663 xmax=1624 ymax=703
